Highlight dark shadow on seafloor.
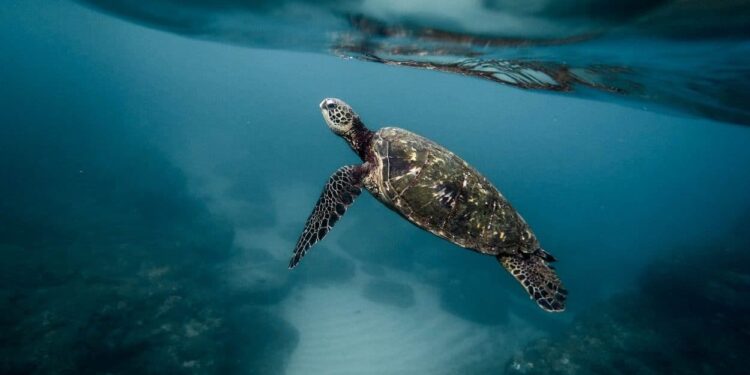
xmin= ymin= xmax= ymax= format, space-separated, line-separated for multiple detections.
xmin=0 ymin=116 xmax=300 ymax=375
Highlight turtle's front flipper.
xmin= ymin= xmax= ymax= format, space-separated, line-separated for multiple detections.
xmin=498 ymin=250 xmax=567 ymax=312
xmin=289 ymin=165 xmax=365 ymax=269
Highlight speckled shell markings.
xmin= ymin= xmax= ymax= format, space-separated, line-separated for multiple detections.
xmin=364 ymin=127 xmax=539 ymax=255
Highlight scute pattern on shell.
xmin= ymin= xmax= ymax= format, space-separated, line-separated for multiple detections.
xmin=364 ymin=127 xmax=566 ymax=311
xmin=367 ymin=127 xmax=538 ymax=256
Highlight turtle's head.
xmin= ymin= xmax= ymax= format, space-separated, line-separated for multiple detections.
xmin=320 ymin=98 xmax=360 ymax=136
xmin=319 ymin=98 xmax=373 ymax=159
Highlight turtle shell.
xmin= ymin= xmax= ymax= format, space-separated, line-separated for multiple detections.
xmin=365 ymin=127 xmax=538 ymax=254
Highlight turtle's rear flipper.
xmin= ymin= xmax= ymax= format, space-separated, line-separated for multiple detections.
xmin=498 ymin=250 xmax=567 ymax=312
xmin=289 ymin=165 xmax=365 ymax=269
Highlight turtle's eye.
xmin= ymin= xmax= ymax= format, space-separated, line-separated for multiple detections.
xmin=326 ymin=102 xmax=336 ymax=109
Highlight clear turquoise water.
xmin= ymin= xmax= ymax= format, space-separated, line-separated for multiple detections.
xmin=2 ymin=1 xmax=750 ymax=374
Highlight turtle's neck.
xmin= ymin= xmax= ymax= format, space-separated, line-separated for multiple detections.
xmin=342 ymin=117 xmax=374 ymax=161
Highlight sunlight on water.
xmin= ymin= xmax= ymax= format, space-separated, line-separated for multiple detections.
xmin=76 ymin=0 xmax=750 ymax=126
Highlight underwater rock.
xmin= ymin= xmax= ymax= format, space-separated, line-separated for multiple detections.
xmin=505 ymin=231 xmax=750 ymax=375
xmin=216 ymin=306 xmax=299 ymax=375
xmin=0 ymin=117 xmax=300 ymax=374
xmin=74 ymin=291 xmax=223 ymax=374
xmin=361 ymin=279 xmax=416 ymax=309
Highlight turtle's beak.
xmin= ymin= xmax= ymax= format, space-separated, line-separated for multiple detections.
xmin=319 ymin=100 xmax=326 ymax=110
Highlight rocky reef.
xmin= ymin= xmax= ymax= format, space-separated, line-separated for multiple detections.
xmin=0 ymin=125 xmax=299 ymax=374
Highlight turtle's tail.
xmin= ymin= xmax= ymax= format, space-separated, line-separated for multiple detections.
xmin=497 ymin=249 xmax=567 ymax=312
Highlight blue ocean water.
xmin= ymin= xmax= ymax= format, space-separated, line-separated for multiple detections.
xmin=2 ymin=1 xmax=750 ymax=374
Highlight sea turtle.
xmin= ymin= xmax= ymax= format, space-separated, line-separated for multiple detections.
xmin=289 ymin=98 xmax=567 ymax=312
